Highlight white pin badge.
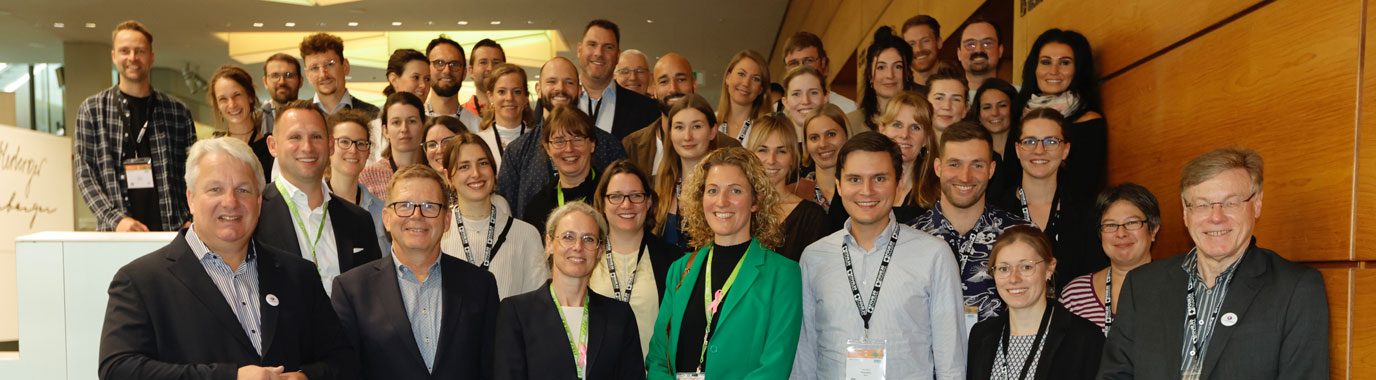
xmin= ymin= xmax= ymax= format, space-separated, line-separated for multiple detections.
xmin=1220 ymin=312 xmax=1238 ymax=327
xmin=265 ymin=294 xmax=279 ymax=307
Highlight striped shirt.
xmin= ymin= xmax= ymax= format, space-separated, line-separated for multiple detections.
xmin=395 ymin=255 xmax=444 ymax=373
xmin=1179 ymin=250 xmax=1241 ymax=379
xmin=186 ymin=227 xmax=263 ymax=355
xmin=1059 ymin=273 xmax=1109 ymax=333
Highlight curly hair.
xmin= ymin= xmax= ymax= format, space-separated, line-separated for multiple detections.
xmin=679 ymin=147 xmax=784 ymax=250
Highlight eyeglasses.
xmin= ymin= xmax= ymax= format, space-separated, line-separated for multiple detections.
xmin=605 ymin=192 xmax=648 ymax=205
xmin=547 ymin=136 xmax=589 ymax=149
xmin=615 ymin=67 xmax=649 ymax=76
xmin=422 ymin=136 xmax=456 ymax=151
xmin=306 ymin=60 xmax=338 ymax=74
xmin=387 ymin=201 xmax=445 ymax=218
xmin=1100 ymin=220 xmax=1149 ymax=233
xmin=785 ymin=57 xmax=819 ymax=68
xmin=267 ymin=72 xmax=298 ymax=81
xmin=431 ymin=59 xmax=464 ymax=71
xmin=555 ymin=231 xmax=601 ymax=249
xmin=989 ymin=260 xmax=1045 ymax=279
xmin=1185 ymin=192 xmax=1256 ymax=214
xmin=334 ymin=138 xmax=371 ymax=151
xmin=1016 ymin=137 xmax=1065 ymax=149
xmin=962 ymin=38 xmax=998 ymax=50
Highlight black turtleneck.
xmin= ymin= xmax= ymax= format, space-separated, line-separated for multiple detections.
xmin=674 ymin=239 xmax=750 ymax=372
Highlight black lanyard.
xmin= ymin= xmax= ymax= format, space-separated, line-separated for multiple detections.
xmin=605 ymin=237 xmax=649 ymax=302
xmin=1017 ymin=187 xmax=1062 ymax=239
xmin=842 ymin=225 xmax=901 ymax=334
xmin=492 ymin=122 xmax=526 ymax=157
xmin=1183 ymin=266 xmax=1230 ymax=359
xmin=1000 ymin=304 xmax=1053 ymax=380
xmin=455 ymin=205 xmax=498 ymax=269
xmin=1103 ymin=269 xmax=1114 ymax=331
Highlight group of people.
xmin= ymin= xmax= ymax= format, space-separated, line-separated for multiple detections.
xmin=86 ymin=14 xmax=1329 ymax=380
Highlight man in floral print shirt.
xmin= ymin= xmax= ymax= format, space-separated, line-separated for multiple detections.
xmin=908 ymin=122 xmax=1025 ymax=331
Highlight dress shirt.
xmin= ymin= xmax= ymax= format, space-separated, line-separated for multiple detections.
xmin=579 ymin=83 xmax=618 ymax=134
xmin=278 ymin=178 xmax=340 ymax=294
xmin=394 ymin=254 xmax=444 ymax=373
xmin=185 ymin=227 xmax=263 ymax=355
xmin=908 ymin=203 xmax=1025 ymax=323
xmin=1178 ymin=250 xmax=1241 ymax=379
xmin=793 ymin=213 xmax=967 ymax=380
xmin=313 ymin=91 xmax=357 ymax=116
xmin=588 ymin=244 xmax=660 ymax=354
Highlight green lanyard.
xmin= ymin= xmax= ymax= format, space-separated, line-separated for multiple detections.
xmin=550 ymin=284 xmax=590 ymax=378
xmin=556 ymin=168 xmax=596 ymax=207
xmin=696 ymin=243 xmax=750 ymax=372
xmin=275 ymin=181 xmax=329 ymax=273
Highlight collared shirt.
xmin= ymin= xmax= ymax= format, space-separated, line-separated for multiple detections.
xmin=313 ymin=91 xmax=357 ymax=116
xmin=793 ymin=213 xmax=967 ymax=380
xmin=908 ymin=202 xmax=1025 ymax=323
xmin=186 ymin=227 xmax=263 ymax=355
xmin=278 ymin=178 xmax=340 ymax=294
xmin=1178 ymin=250 xmax=1242 ymax=379
xmin=578 ymin=82 xmax=618 ymax=134
xmin=394 ymin=254 xmax=444 ymax=373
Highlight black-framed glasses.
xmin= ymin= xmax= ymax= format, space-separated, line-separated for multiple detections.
xmin=431 ymin=59 xmax=464 ymax=71
xmin=306 ymin=60 xmax=338 ymax=74
xmin=605 ymin=192 xmax=648 ymax=205
xmin=387 ymin=201 xmax=444 ymax=218
xmin=555 ymin=231 xmax=600 ymax=249
xmin=1099 ymin=220 xmax=1149 ymax=233
xmin=1185 ymin=192 xmax=1257 ymax=214
xmin=334 ymin=138 xmax=371 ymax=151
xmin=962 ymin=38 xmax=998 ymax=50
xmin=1016 ymin=137 xmax=1065 ymax=149
xmin=422 ymin=136 xmax=456 ymax=151
xmin=267 ymin=72 xmax=298 ymax=81
xmin=989 ymin=260 xmax=1045 ymax=279
xmin=547 ymin=136 xmax=589 ymax=149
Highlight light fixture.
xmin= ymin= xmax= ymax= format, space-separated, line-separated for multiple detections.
xmin=490 ymin=20 xmax=501 ymax=25
xmin=457 ymin=20 xmax=468 ymax=25
xmin=427 ymin=21 xmax=434 ymax=25
xmin=285 ymin=22 xmax=296 ymax=27
xmin=392 ymin=21 xmax=402 ymax=26
xmin=85 ymin=22 xmax=97 ymax=28
xmin=527 ymin=20 xmax=534 ymax=24
xmin=348 ymin=22 xmax=359 ymax=27
xmin=253 ymin=22 xmax=264 ymax=27
xmin=646 ymin=19 xmax=654 ymax=24
xmin=53 ymin=22 xmax=64 ymax=28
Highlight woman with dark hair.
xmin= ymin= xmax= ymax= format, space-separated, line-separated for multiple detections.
xmin=976 ymin=78 xmax=1027 ymax=198
xmin=653 ymin=94 xmax=722 ymax=252
xmin=382 ymin=48 xmax=430 ymax=100
xmin=588 ymin=159 xmax=682 ymax=354
xmin=1018 ymin=29 xmax=1107 ymax=195
xmin=522 ymin=105 xmax=601 ymax=237
xmin=207 ymin=65 xmax=272 ymax=169
xmin=801 ymin=104 xmax=849 ymax=212
xmin=1059 ymin=183 xmax=1160 ymax=334
xmin=479 ymin=63 xmax=535 ymax=167
xmin=359 ymin=91 xmax=427 ymax=201
xmin=716 ymin=50 xmax=771 ymax=143
xmin=968 ymin=225 xmax=1104 ymax=380
xmin=847 ymin=26 xmax=917 ymax=135
xmin=421 ymin=115 xmax=465 ymax=175
xmin=746 ymin=114 xmax=830 ymax=261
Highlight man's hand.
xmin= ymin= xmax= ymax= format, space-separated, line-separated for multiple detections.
xmin=237 ymin=365 xmax=284 ymax=380
xmin=115 ymin=217 xmax=150 ymax=232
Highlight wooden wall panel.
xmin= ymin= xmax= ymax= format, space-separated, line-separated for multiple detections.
xmin=1096 ymin=0 xmax=1358 ymax=261
xmin=1358 ymin=0 xmax=1376 ymax=261
xmin=1320 ymin=268 xmax=1351 ymax=380
xmin=1352 ymin=268 xmax=1376 ymax=379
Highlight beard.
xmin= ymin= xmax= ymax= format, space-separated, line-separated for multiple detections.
xmin=657 ymin=92 xmax=685 ymax=115
xmin=271 ymin=86 xmax=298 ymax=104
xmin=913 ymin=49 xmax=937 ymax=71
xmin=431 ymin=75 xmax=461 ymax=97
xmin=966 ymin=52 xmax=994 ymax=75
xmin=940 ymin=181 xmax=987 ymax=209
xmin=539 ymin=89 xmax=577 ymax=111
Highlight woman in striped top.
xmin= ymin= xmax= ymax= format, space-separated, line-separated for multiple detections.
xmin=1058 ymin=183 xmax=1161 ymax=333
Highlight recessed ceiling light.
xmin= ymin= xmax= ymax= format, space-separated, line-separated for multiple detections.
xmin=527 ymin=20 xmax=534 ymax=24
xmin=85 ymin=22 xmax=97 ymax=28
xmin=427 ymin=21 xmax=434 ymax=25
xmin=490 ymin=20 xmax=501 ymax=25
xmin=392 ymin=21 xmax=402 ymax=26
xmin=53 ymin=22 xmax=64 ymax=28
xmin=647 ymin=19 xmax=654 ymax=23
xmin=253 ymin=22 xmax=264 ymax=27
xmin=457 ymin=20 xmax=468 ymax=25
xmin=348 ymin=22 xmax=358 ymax=27
xmin=285 ymin=22 xmax=296 ymax=27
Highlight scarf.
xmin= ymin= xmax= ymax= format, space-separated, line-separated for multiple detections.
xmin=1025 ymin=91 xmax=1082 ymax=118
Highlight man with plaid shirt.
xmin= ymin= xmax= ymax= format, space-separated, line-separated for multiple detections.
xmin=75 ymin=20 xmax=195 ymax=231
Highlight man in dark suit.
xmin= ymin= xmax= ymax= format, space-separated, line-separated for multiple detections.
xmin=99 ymin=137 xmax=356 ymax=380
xmin=622 ymin=53 xmax=741 ymax=176
xmin=332 ymin=165 xmax=500 ymax=379
xmin=1099 ymin=148 xmax=1329 ymax=380
xmin=575 ymin=19 xmax=660 ymax=140
xmin=256 ymin=101 xmax=381 ymax=296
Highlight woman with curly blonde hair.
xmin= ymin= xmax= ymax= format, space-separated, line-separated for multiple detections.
xmin=645 ymin=147 xmax=802 ymax=379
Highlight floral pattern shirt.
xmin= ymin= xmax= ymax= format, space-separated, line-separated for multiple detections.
xmin=907 ymin=202 xmax=1026 ymax=323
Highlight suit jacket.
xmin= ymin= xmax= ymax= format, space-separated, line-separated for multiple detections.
xmin=642 ymin=230 xmax=685 ymax=301
xmin=621 ymin=116 xmax=742 ymax=176
xmin=1098 ymin=240 xmax=1330 ymax=380
xmin=331 ymin=253 xmax=500 ymax=380
xmin=256 ymin=182 xmax=382 ymax=275
xmin=494 ymin=283 xmax=645 ymax=380
xmin=645 ymin=238 xmax=802 ymax=379
xmin=494 ymin=117 xmax=629 ymax=219
xmin=99 ymin=229 xmax=357 ymax=380
xmin=608 ymin=82 xmax=662 ymax=140
xmin=968 ymin=304 xmax=1104 ymax=380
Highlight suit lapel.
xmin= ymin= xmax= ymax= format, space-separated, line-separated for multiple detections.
xmin=1200 ymin=251 xmax=1266 ymax=379
xmin=1035 ymin=308 xmax=1068 ymax=379
xmin=328 ymin=198 xmax=354 ymax=271
xmin=715 ymin=239 xmax=763 ymax=324
xmin=1150 ymin=254 xmax=1191 ymax=374
xmin=376 ymin=255 xmax=429 ymax=370
xmin=256 ymin=244 xmax=281 ymax=356
xmin=585 ymin=296 xmax=608 ymax=377
xmin=540 ymin=284 xmax=581 ymax=377
xmin=258 ymin=186 xmax=302 ymax=256
xmin=432 ymin=255 xmax=464 ymax=371
xmin=163 ymin=232 xmax=258 ymax=354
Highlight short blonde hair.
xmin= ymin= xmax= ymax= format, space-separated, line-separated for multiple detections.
xmin=388 ymin=164 xmax=450 ymax=203
xmin=744 ymin=114 xmax=800 ymax=175
xmin=543 ymin=201 xmax=608 ymax=273
xmin=679 ymin=147 xmax=784 ymax=250
xmin=1180 ymin=147 xmax=1263 ymax=198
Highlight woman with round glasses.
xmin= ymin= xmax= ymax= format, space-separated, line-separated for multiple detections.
xmin=588 ymin=159 xmax=681 ymax=354
xmin=522 ymin=106 xmax=600 ymax=237
xmin=441 ymin=133 xmax=547 ymax=299
xmin=325 ymin=109 xmax=389 ymax=255
xmin=746 ymin=115 xmax=829 ymax=261
xmin=361 ymin=92 xmax=428 ymax=201
xmin=421 ymin=116 xmax=466 ymax=175
xmin=645 ymin=147 xmax=802 ymax=379
xmin=992 ymin=109 xmax=1103 ymax=291
xmin=1018 ymin=29 xmax=1107 ymax=194
xmin=494 ymin=202 xmax=646 ymax=379
xmin=1059 ymin=183 xmax=1160 ymax=334
xmin=968 ymin=225 xmax=1104 ymax=380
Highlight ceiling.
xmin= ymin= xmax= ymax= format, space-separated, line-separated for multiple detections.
xmin=0 ymin=0 xmax=789 ymax=106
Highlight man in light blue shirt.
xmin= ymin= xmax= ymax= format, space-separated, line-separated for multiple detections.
xmin=793 ymin=132 xmax=966 ymax=380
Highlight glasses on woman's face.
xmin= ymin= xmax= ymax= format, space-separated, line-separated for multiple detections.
xmin=989 ymin=260 xmax=1045 ymax=279
xmin=334 ymin=138 xmax=371 ymax=151
xmin=387 ymin=201 xmax=444 ymax=218
xmin=547 ymin=136 xmax=589 ymax=149
xmin=555 ymin=231 xmax=600 ymax=249
xmin=1016 ymin=137 xmax=1065 ymax=150
xmin=422 ymin=136 xmax=456 ymax=151
xmin=1100 ymin=220 xmax=1148 ymax=233
xmin=604 ymin=192 xmax=648 ymax=205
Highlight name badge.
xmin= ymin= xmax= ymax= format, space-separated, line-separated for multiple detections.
xmin=123 ymin=157 xmax=154 ymax=189
xmin=675 ymin=372 xmax=705 ymax=380
xmin=964 ymin=305 xmax=980 ymax=336
xmin=845 ymin=338 xmax=887 ymax=380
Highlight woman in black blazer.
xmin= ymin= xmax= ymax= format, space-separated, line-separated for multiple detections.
xmin=494 ymin=202 xmax=645 ymax=380
xmin=968 ymin=225 xmax=1104 ymax=380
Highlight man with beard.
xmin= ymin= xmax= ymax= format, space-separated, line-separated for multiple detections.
xmin=907 ymin=121 xmax=1024 ymax=333
xmin=902 ymin=15 xmax=942 ymax=92
xmin=621 ymin=53 xmax=739 ymax=175
xmin=76 ymin=20 xmax=195 ymax=232
xmin=300 ymin=33 xmax=379 ymax=118
xmin=463 ymin=38 xmax=505 ymax=117
xmin=614 ymin=49 xmax=651 ymax=97
xmin=259 ymin=53 xmax=303 ymax=135
xmin=425 ymin=36 xmax=482 ymax=132
xmin=956 ymin=19 xmax=1006 ymax=96
xmin=576 ymin=19 xmax=660 ymax=139
xmin=495 ymin=57 xmax=628 ymax=218
xmin=782 ymin=31 xmax=858 ymax=113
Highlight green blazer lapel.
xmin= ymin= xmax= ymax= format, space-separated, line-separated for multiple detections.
xmin=715 ymin=238 xmax=765 ymax=325
xmin=1200 ymin=250 xmax=1267 ymax=380
xmin=666 ymin=246 xmax=710 ymax=368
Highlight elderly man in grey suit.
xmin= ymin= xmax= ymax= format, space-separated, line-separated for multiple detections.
xmin=1098 ymin=147 xmax=1329 ymax=380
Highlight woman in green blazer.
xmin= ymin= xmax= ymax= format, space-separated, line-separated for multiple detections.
xmin=644 ymin=144 xmax=803 ymax=379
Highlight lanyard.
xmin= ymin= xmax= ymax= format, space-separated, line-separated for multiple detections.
xmin=455 ymin=205 xmax=498 ymax=269
xmin=1016 ymin=187 xmax=1062 ymax=237
xmin=605 ymin=238 xmax=649 ymax=302
xmin=492 ymin=121 xmax=526 ymax=157
xmin=120 ymin=95 xmax=152 ymax=158
xmin=1000 ymin=304 xmax=1053 ymax=380
xmin=719 ymin=118 xmax=754 ymax=144
xmin=697 ymin=244 xmax=750 ymax=372
xmin=275 ymin=182 xmax=329 ymax=273
xmin=814 ymin=186 xmax=830 ymax=209
xmin=549 ymin=284 xmax=590 ymax=379
xmin=842 ymin=224 xmax=901 ymax=336
xmin=556 ymin=169 xmax=596 ymax=207
xmin=1103 ymin=269 xmax=1114 ymax=331
xmin=1183 ymin=264 xmax=1231 ymax=360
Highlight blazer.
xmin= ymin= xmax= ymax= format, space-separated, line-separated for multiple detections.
xmin=645 ymin=238 xmax=803 ymax=379
xmin=621 ymin=116 xmax=743 ymax=176
xmin=608 ymin=82 xmax=663 ymax=140
xmin=255 ymin=182 xmax=383 ymax=275
xmin=493 ymin=283 xmax=646 ymax=380
xmin=968 ymin=304 xmax=1104 ymax=380
xmin=642 ymin=230 xmax=685 ymax=300
xmin=331 ymin=253 xmax=500 ymax=380
xmin=98 ymin=229 xmax=357 ymax=380
xmin=1098 ymin=240 xmax=1330 ymax=380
